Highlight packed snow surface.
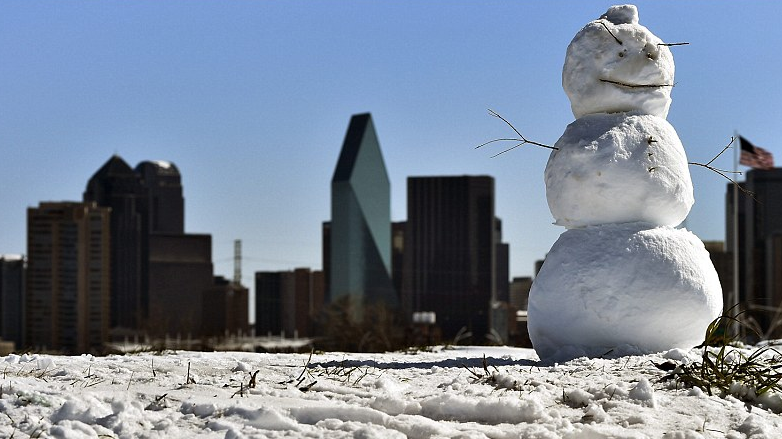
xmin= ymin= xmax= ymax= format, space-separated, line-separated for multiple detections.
xmin=544 ymin=112 xmax=693 ymax=228
xmin=528 ymin=223 xmax=723 ymax=362
xmin=562 ymin=5 xmax=674 ymax=119
xmin=2 ymin=346 xmax=781 ymax=438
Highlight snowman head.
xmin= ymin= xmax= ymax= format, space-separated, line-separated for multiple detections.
xmin=563 ymin=5 xmax=675 ymax=119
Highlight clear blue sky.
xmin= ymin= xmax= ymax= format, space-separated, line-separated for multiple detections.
xmin=2 ymin=1 xmax=781 ymax=289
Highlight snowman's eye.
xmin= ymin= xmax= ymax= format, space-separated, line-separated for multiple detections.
xmin=647 ymin=52 xmax=656 ymax=60
xmin=618 ymin=52 xmax=625 ymax=58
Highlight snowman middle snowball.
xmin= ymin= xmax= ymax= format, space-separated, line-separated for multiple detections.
xmin=545 ymin=112 xmax=693 ymax=229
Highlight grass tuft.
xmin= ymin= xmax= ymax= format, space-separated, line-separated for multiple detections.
xmin=667 ymin=313 xmax=782 ymax=401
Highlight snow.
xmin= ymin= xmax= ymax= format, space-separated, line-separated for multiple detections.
xmin=562 ymin=5 xmax=675 ymax=119
xmin=1 ymin=346 xmax=781 ymax=438
xmin=151 ymin=160 xmax=173 ymax=170
xmin=544 ymin=112 xmax=693 ymax=228
xmin=528 ymin=223 xmax=722 ymax=362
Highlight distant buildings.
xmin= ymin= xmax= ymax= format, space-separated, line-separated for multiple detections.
xmin=13 ymin=156 xmax=248 ymax=354
xmin=727 ymin=168 xmax=782 ymax=337
xmin=255 ymin=269 xmax=324 ymax=337
xmin=202 ymin=276 xmax=250 ymax=337
xmin=10 ymin=113 xmax=536 ymax=352
xmin=26 ymin=202 xmax=110 ymax=353
xmin=0 ymin=255 xmax=25 ymax=349
xmin=401 ymin=176 xmax=508 ymax=342
xmin=147 ymin=232 xmax=214 ymax=336
xmin=325 ymin=113 xmax=396 ymax=310
xmin=81 ymin=156 xmax=245 ymax=340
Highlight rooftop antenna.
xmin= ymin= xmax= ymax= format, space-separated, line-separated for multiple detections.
xmin=233 ymin=239 xmax=242 ymax=285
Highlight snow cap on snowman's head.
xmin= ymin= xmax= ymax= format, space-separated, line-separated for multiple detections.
xmin=563 ymin=5 xmax=675 ymax=119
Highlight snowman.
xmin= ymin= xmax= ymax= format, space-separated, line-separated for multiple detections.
xmin=527 ymin=5 xmax=723 ymax=361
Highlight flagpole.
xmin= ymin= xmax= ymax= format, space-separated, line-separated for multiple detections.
xmin=732 ymin=130 xmax=741 ymax=337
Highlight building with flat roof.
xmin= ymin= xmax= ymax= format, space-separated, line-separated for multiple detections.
xmin=0 ymin=255 xmax=25 ymax=349
xmin=256 ymin=268 xmax=324 ymax=338
xmin=26 ymin=202 xmax=110 ymax=353
xmin=726 ymin=168 xmax=782 ymax=337
xmin=402 ymin=175 xmax=505 ymax=342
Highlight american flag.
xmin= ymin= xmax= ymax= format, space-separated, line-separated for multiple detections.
xmin=739 ymin=136 xmax=774 ymax=170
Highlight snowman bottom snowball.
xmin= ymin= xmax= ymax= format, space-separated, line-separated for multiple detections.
xmin=528 ymin=222 xmax=723 ymax=362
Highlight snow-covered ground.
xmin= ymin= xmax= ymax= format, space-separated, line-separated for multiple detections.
xmin=1 ymin=345 xmax=781 ymax=438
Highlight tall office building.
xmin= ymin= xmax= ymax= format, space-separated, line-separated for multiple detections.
xmin=328 ymin=113 xmax=396 ymax=309
xmin=726 ymin=168 xmax=782 ymax=335
xmin=0 ymin=255 xmax=25 ymax=348
xmin=26 ymin=202 xmax=110 ymax=353
xmin=402 ymin=176 xmax=504 ymax=341
xmin=256 ymin=271 xmax=284 ymax=335
xmin=84 ymin=155 xmax=149 ymax=335
xmin=85 ymin=155 xmax=230 ymax=338
xmin=135 ymin=160 xmax=185 ymax=234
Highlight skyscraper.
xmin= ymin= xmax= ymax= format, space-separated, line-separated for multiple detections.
xmin=402 ymin=176 xmax=502 ymax=341
xmin=726 ymin=168 xmax=782 ymax=336
xmin=84 ymin=155 xmax=149 ymax=335
xmin=328 ymin=113 xmax=396 ymax=309
xmin=135 ymin=160 xmax=185 ymax=234
xmin=85 ymin=155 xmax=229 ymax=339
xmin=26 ymin=202 xmax=110 ymax=353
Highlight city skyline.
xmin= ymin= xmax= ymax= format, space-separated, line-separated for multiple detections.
xmin=2 ymin=1 xmax=781 ymax=286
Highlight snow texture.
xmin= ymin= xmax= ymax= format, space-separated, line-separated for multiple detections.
xmin=528 ymin=223 xmax=723 ymax=361
xmin=2 ymin=346 xmax=782 ymax=438
xmin=563 ymin=5 xmax=674 ymax=119
xmin=545 ymin=112 xmax=693 ymax=228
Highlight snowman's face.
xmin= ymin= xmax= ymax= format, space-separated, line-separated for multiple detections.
xmin=563 ymin=18 xmax=675 ymax=119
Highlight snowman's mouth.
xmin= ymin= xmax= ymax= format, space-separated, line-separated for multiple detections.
xmin=600 ymin=79 xmax=674 ymax=89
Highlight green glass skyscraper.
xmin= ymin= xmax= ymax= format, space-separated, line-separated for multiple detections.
xmin=329 ymin=113 xmax=396 ymax=308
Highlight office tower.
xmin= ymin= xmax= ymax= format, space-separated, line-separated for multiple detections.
xmin=26 ymin=202 xmax=110 ymax=353
xmin=495 ymin=219 xmax=510 ymax=303
xmin=509 ymin=277 xmax=532 ymax=311
xmin=256 ymin=271 xmax=284 ymax=335
xmin=329 ymin=113 xmax=396 ymax=309
xmin=135 ymin=161 xmax=184 ymax=234
xmin=147 ymin=233 xmax=213 ymax=336
xmin=202 ymin=276 xmax=249 ymax=337
xmin=0 ymin=255 xmax=25 ymax=348
xmin=84 ymin=155 xmax=149 ymax=335
xmin=402 ymin=176 xmax=501 ymax=341
xmin=255 ymin=269 xmax=322 ymax=338
xmin=85 ymin=155 xmax=225 ymax=338
xmin=726 ymin=168 xmax=782 ymax=335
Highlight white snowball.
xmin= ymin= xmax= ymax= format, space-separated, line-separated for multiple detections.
xmin=527 ymin=223 xmax=723 ymax=362
xmin=600 ymin=5 xmax=638 ymax=25
xmin=563 ymin=5 xmax=674 ymax=118
xmin=545 ymin=112 xmax=693 ymax=228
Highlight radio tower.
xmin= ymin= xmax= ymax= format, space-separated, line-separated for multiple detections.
xmin=233 ymin=239 xmax=242 ymax=285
